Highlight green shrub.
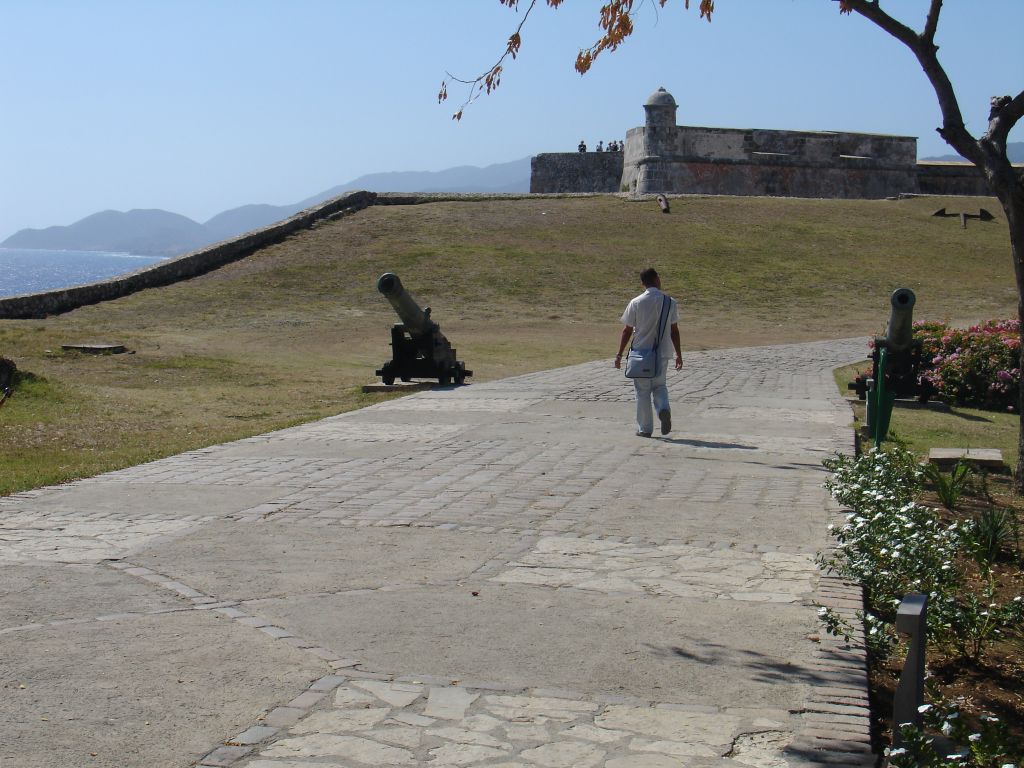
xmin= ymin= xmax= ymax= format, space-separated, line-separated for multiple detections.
xmin=923 ymin=461 xmax=974 ymax=511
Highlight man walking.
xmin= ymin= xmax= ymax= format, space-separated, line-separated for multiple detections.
xmin=614 ymin=268 xmax=683 ymax=437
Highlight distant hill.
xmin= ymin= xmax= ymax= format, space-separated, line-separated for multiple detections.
xmin=296 ymin=158 xmax=532 ymax=207
xmin=202 ymin=203 xmax=305 ymax=241
xmin=2 ymin=158 xmax=532 ymax=257
xmin=2 ymin=209 xmax=214 ymax=257
xmin=922 ymin=141 xmax=1024 ymax=163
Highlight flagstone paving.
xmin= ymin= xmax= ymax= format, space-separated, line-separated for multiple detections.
xmin=0 ymin=339 xmax=874 ymax=767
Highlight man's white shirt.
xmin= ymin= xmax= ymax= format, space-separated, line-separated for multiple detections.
xmin=621 ymin=287 xmax=678 ymax=359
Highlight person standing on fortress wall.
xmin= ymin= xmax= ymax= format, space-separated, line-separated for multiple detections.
xmin=578 ymin=140 xmax=587 ymax=153
xmin=596 ymin=141 xmax=604 ymax=152
xmin=614 ymin=268 xmax=683 ymax=437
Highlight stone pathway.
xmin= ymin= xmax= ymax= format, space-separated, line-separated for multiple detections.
xmin=0 ymin=339 xmax=874 ymax=768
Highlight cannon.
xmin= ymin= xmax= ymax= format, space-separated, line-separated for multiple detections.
xmin=848 ymin=288 xmax=933 ymax=445
xmin=375 ymin=273 xmax=471 ymax=386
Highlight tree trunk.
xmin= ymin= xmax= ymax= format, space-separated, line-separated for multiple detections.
xmin=972 ymin=147 xmax=1024 ymax=492
xmin=1007 ymin=198 xmax=1024 ymax=493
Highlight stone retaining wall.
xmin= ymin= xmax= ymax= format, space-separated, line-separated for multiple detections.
xmin=915 ymin=162 xmax=1001 ymax=197
xmin=0 ymin=191 xmax=379 ymax=319
xmin=531 ymin=153 xmax=625 ymax=193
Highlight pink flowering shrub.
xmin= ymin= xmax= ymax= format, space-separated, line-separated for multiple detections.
xmin=914 ymin=319 xmax=1020 ymax=411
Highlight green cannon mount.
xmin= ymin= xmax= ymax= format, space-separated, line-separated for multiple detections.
xmin=375 ymin=273 xmax=471 ymax=386
xmin=848 ymin=288 xmax=934 ymax=447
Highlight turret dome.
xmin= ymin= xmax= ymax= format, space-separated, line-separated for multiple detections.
xmin=644 ymin=87 xmax=676 ymax=108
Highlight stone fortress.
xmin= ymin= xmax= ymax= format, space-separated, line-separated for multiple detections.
xmin=531 ymin=87 xmax=997 ymax=198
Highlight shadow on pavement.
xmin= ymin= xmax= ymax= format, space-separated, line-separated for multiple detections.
xmin=658 ymin=437 xmax=758 ymax=450
xmin=649 ymin=641 xmax=844 ymax=687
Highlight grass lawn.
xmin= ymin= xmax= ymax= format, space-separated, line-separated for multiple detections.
xmin=1 ymin=193 xmax=1018 ymax=495
xmin=833 ymin=362 xmax=1021 ymax=471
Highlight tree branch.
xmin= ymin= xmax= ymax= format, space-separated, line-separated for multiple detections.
xmin=841 ymin=0 xmax=979 ymax=163
xmin=987 ymin=90 xmax=1024 ymax=148
xmin=440 ymin=0 xmax=541 ymax=120
xmin=922 ymin=0 xmax=942 ymax=46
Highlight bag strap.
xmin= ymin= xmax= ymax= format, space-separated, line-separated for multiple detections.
xmin=651 ymin=296 xmax=671 ymax=375
xmin=654 ymin=296 xmax=671 ymax=350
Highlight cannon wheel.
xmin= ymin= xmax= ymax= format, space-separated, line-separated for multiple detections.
xmin=382 ymin=374 xmax=395 ymax=385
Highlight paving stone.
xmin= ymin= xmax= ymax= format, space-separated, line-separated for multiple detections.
xmin=309 ymin=675 xmax=347 ymax=692
xmin=390 ymin=711 xmax=436 ymax=727
xmin=258 ymin=625 xmax=294 ymax=639
xmin=263 ymin=707 xmax=306 ymax=728
xmin=198 ymin=745 xmax=253 ymax=766
xmin=425 ymin=687 xmax=480 ymax=720
xmin=428 ymin=742 xmax=513 ymax=766
xmin=286 ymin=691 xmax=326 ymax=709
xmin=228 ymin=725 xmax=278 ymax=745
xmin=290 ymin=707 xmax=390 ymax=734
xmin=595 ymin=706 xmax=740 ymax=749
xmin=352 ymin=679 xmax=424 ymax=707
xmin=261 ymin=733 xmax=415 ymax=763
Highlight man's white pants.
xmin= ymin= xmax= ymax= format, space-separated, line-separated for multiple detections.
xmin=633 ymin=366 xmax=669 ymax=435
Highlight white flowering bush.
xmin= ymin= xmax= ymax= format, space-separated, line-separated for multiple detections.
xmin=885 ymin=700 xmax=1022 ymax=767
xmin=821 ymin=447 xmax=1023 ymax=661
xmin=820 ymin=448 xmax=964 ymax=656
xmin=821 ymin=445 xmax=1024 ymax=763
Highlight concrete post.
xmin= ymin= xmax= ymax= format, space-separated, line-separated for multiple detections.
xmin=893 ymin=592 xmax=928 ymax=746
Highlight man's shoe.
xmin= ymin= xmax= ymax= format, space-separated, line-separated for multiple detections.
xmin=636 ymin=431 xmax=652 ymax=438
xmin=658 ymin=409 xmax=672 ymax=435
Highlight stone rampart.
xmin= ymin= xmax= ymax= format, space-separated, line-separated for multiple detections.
xmin=647 ymin=159 xmax=918 ymax=199
xmin=0 ymin=191 xmax=376 ymax=319
xmin=670 ymin=126 xmax=918 ymax=167
xmin=531 ymin=153 xmax=625 ymax=193
xmin=915 ymin=162 xmax=1003 ymax=197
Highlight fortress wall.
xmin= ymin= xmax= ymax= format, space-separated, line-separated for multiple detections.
xmin=670 ymin=127 xmax=917 ymax=167
xmin=531 ymin=153 xmax=625 ymax=193
xmin=659 ymin=160 xmax=917 ymax=199
xmin=0 ymin=191 xmax=377 ymax=319
xmin=915 ymin=163 xmax=1001 ymax=197
xmin=621 ymin=123 xmax=921 ymax=197
xmin=835 ymin=133 xmax=918 ymax=164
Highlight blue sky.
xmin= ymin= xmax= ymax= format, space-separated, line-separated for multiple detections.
xmin=2 ymin=0 xmax=1021 ymax=242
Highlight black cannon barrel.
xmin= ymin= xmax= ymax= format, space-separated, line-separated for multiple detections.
xmin=883 ymin=287 xmax=916 ymax=352
xmin=377 ymin=273 xmax=434 ymax=337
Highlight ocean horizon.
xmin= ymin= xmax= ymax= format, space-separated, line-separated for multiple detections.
xmin=0 ymin=247 xmax=168 ymax=299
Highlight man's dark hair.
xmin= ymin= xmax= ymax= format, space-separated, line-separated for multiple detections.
xmin=639 ymin=267 xmax=659 ymax=287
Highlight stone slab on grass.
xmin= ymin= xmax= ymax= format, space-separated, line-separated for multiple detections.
xmin=928 ymin=448 xmax=1004 ymax=469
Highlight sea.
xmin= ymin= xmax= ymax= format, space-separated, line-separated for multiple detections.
xmin=0 ymin=248 xmax=169 ymax=298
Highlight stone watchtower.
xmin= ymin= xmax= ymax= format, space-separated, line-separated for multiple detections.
xmin=644 ymin=86 xmax=677 ymax=134
xmin=627 ymin=87 xmax=679 ymax=194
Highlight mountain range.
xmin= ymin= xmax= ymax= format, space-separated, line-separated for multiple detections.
xmin=3 ymin=158 xmax=531 ymax=257
xmin=921 ymin=141 xmax=1024 ymax=163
